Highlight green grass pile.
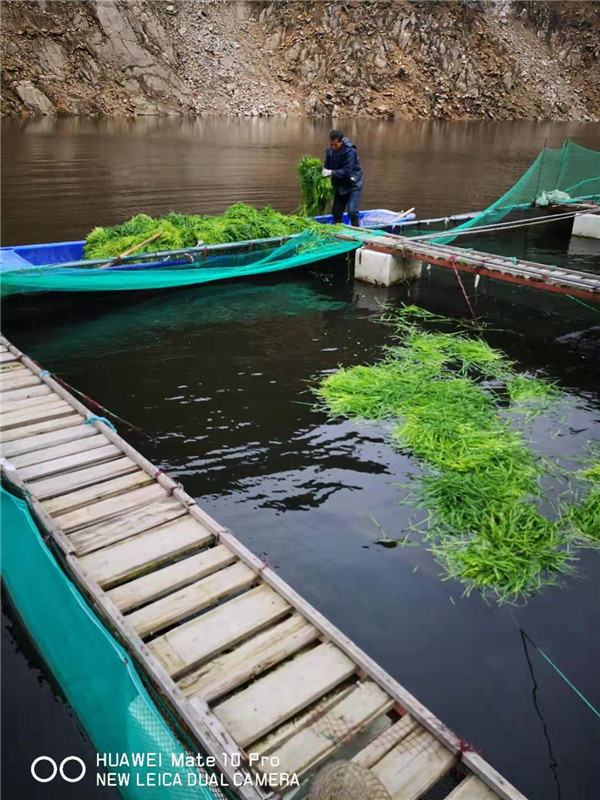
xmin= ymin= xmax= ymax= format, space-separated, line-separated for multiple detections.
xmin=84 ymin=204 xmax=319 ymax=260
xmin=297 ymin=156 xmax=334 ymax=217
xmin=315 ymin=305 xmax=596 ymax=603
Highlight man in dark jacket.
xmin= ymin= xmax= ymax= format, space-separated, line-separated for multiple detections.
xmin=322 ymin=130 xmax=363 ymax=226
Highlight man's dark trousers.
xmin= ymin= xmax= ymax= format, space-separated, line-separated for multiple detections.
xmin=332 ymin=188 xmax=362 ymax=226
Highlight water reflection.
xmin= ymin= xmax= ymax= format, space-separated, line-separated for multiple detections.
xmin=2 ymin=117 xmax=599 ymax=245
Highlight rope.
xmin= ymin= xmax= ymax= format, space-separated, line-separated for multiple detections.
xmin=509 ymin=613 xmax=600 ymax=721
xmin=83 ymin=415 xmax=117 ymax=433
xmin=566 ymin=294 xmax=600 ymax=313
xmin=48 ymin=373 xmax=149 ymax=438
xmin=449 ymin=257 xmax=479 ymax=326
xmin=519 ymin=628 xmax=562 ymax=800
xmin=533 ymin=140 xmax=548 ymax=203
xmin=521 ymin=628 xmax=600 ymax=721
xmin=409 ymin=208 xmax=593 ymax=242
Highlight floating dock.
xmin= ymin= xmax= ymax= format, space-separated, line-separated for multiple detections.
xmin=0 ymin=336 xmax=527 ymax=800
xmin=346 ymin=226 xmax=600 ymax=301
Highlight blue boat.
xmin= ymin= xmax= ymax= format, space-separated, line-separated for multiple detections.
xmin=0 ymin=209 xmax=418 ymax=297
xmin=0 ymin=210 xmax=415 ymax=274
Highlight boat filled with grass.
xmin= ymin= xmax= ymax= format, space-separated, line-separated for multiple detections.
xmin=0 ymin=201 xmax=416 ymax=296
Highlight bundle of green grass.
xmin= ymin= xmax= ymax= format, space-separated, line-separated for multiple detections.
xmin=297 ymin=156 xmax=334 ymax=217
xmin=84 ymin=203 xmax=316 ymax=260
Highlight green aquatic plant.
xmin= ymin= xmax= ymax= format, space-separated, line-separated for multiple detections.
xmin=430 ymin=508 xmax=576 ymax=602
xmin=570 ymin=489 xmax=600 ymax=542
xmin=506 ymin=374 xmax=558 ymax=403
xmin=84 ymin=204 xmax=320 ymax=259
xmin=297 ymin=156 xmax=334 ymax=217
xmin=314 ymin=304 xmax=588 ymax=604
xmin=569 ymin=459 xmax=600 ymax=542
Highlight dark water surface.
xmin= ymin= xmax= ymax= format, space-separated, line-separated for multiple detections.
xmin=2 ymin=118 xmax=600 ymax=800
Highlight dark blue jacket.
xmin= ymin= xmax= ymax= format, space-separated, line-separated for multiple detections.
xmin=324 ymin=138 xmax=363 ymax=195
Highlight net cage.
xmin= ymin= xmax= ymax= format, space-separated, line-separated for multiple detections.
xmin=429 ymin=139 xmax=600 ymax=245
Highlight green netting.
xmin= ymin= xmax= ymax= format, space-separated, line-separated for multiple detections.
xmin=1 ymin=229 xmax=361 ymax=296
xmin=0 ymin=485 xmax=228 ymax=799
xmin=431 ymin=139 xmax=600 ymax=245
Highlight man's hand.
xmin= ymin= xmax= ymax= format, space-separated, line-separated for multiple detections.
xmin=322 ymin=168 xmax=332 ymax=177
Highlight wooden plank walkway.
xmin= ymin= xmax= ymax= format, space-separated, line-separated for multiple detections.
xmin=0 ymin=336 xmax=528 ymax=800
xmin=341 ymin=227 xmax=600 ymax=303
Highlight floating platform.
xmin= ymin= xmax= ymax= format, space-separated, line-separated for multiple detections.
xmin=572 ymin=212 xmax=600 ymax=240
xmin=0 ymin=337 xmax=527 ymax=800
xmin=347 ymin=230 xmax=600 ymax=301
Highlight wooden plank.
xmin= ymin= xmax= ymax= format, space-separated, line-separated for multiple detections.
xmin=108 ymin=544 xmax=236 ymax=612
xmin=372 ymin=727 xmax=455 ymax=800
xmin=0 ymin=413 xmax=84 ymax=443
xmin=213 ymin=642 xmax=357 ymax=748
xmin=446 ymin=775 xmax=499 ymax=800
xmin=0 ymin=387 xmax=65 ymax=414
xmin=18 ymin=443 xmax=122 ymax=482
xmin=0 ymin=373 xmax=41 ymax=392
xmin=0 ymin=422 xmax=97 ymax=459
xmin=79 ymin=515 xmax=214 ymax=587
xmin=179 ymin=613 xmax=320 ymax=702
xmin=0 ymin=398 xmax=73 ymax=432
xmin=68 ymin=496 xmax=188 ymax=555
xmin=150 ymin=584 xmax=290 ymax=677
xmin=0 ymin=352 xmax=18 ymax=363
xmin=0 ymin=367 xmax=29 ymax=379
xmin=0 ymin=383 xmax=52 ymax=403
xmin=261 ymin=681 xmax=394 ymax=785
xmin=9 ymin=434 xmax=110 ymax=470
xmin=126 ymin=561 xmax=257 ymax=638
xmin=1 ymin=392 xmax=64 ymax=414
xmin=251 ymin=684 xmax=357 ymax=759
xmin=28 ymin=455 xmax=139 ymax=501
xmin=53 ymin=482 xmax=166 ymax=532
xmin=0 ymin=363 xmax=27 ymax=375
xmin=353 ymin=715 xmax=419 ymax=769
xmin=45 ymin=469 xmax=155 ymax=517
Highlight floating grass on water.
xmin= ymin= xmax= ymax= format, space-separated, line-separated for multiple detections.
xmin=569 ymin=458 xmax=600 ymax=542
xmin=506 ymin=374 xmax=559 ymax=403
xmin=84 ymin=203 xmax=319 ymax=259
xmin=370 ymin=515 xmax=417 ymax=548
xmin=296 ymin=156 xmax=334 ymax=217
xmin=570 ymin=489 xmax=600 ymax=542
xmin=314 ymin=304 xmax=593 ymax=604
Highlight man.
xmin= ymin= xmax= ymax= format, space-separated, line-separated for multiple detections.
xmin=322 ymin=130 xmax=363 ymax=227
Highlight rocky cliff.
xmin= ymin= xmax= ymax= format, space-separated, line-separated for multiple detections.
xmin=2 ymin=0 xmax=599 ymax=121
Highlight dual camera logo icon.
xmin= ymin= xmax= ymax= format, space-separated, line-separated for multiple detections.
xmin=31 ymin=756 xmax=86 ymax=784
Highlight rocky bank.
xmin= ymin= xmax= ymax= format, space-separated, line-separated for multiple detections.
xmin=2 ymin=0 xmax=599 ymax=121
